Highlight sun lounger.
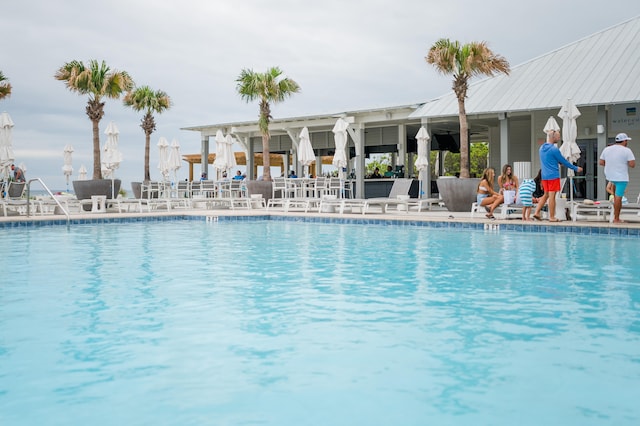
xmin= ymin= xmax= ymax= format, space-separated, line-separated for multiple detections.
xmin=267 ymin=197 xmax=321 ymax=212
xmin=609 ymin=196 xmax=640 ymax=222
xmin=318 ymin=196 xmax=368 ymax=214
xmin=571 ymin=200 xmax=611 ymax=221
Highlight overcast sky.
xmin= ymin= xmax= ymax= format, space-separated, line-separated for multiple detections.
xmin=1 ymin=0 xmax=638 ymax=190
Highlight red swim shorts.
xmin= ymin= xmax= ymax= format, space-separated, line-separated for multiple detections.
xmin=542 ymin=178 xmax=561 ymax=192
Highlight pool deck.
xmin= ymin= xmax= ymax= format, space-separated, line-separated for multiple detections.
xmin=1 ymin=202 xmax=639 ymax=235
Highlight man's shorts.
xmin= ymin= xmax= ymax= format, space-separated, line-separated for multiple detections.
xmin=542 ymin=178 xmax=561 ymax=192
xmin=611 ymin=181 xmax=628 ymax=197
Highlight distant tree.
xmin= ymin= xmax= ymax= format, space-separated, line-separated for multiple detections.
xmin=54 ymin=60 xmax=134 ymax=180
xmin=366 ymin=154 xmax=392 ymax=176
xmin=236 ymin=67 xmax=300 ymax=181
xmin=124 ymin=86 xmax=172 ymax=181
xmin=470 ymin=142 xmax=489 ymax=176
xmin=0 ymin=71 xmax=11 ymax=100
xmin=426 ymin=39 xmax=509 ymax=178
xmin=441 ymin=143 xmax=489 ymax=177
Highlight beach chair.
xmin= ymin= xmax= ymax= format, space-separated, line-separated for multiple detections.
xmin=609 ymin=192 xmax=640 ymax=222
xmin=362 ymin=179 xmax=414 ymax=213
xmin=1 ymin=182 xmax=32 ymax=216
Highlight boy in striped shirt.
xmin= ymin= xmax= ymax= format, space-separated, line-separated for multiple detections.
xmin=519 ymin=178 xmax=536 ymax=221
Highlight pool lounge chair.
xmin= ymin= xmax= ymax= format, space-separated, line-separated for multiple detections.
xmin=1 ymin=182 xmax=33 ymax=216
xmin=572 ymin=200 xmax=611 ymax=222
xmin=319 ymin=179 xmax=420 ymax=214
xmin=608 ymin=193 xmax=640 ymax=222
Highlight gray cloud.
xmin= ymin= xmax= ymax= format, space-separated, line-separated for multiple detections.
xmin=1 ymin=0 xmax=638 ymax=190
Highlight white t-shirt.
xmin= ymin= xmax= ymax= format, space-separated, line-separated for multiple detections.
xmin=600 ymin=143 xmax=635 ymax=181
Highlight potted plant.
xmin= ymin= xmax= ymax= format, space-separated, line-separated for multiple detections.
xmin=124 ymin=85 xmax=172 ymax=198
xmin=426 ymin=39 xmax=510 ymax=211
xmin=54 ymin=60 xmax=133 ymax=204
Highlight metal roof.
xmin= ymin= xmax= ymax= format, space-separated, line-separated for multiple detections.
xmin=410 ymin=15 xmax=640 ymax=119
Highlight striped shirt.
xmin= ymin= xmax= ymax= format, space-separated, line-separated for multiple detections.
xmin=519 ymin=179 xmax=536 ymax=207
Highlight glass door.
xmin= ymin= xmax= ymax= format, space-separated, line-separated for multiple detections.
xmin=576 ymin=139 xmax=599 ymax=200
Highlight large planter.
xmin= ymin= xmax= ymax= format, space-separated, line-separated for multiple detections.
xmin=73 ymin=179 xmax=121 ymax=211
xmin=246 ymin=180 xmax=273 ymax=201
xmin=437 ymin=177 xmax=480 ymax=212
xmin=131 ymin=182 xmax=142 ymax=199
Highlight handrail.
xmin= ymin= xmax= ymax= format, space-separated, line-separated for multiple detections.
xmin=26 ymin=178 xmax=70 ymax=224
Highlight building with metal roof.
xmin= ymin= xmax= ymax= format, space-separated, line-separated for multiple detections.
xmin=184 ymin=15 xmax=640 ymax=201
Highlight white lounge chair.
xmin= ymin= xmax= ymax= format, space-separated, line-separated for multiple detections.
xmin=609 ymin=192 xmax=640 ymax=222
xmin=319 ymin=179 xmax=417 ymax=214
xmin=362 ymin=179 xmax=415 ymax=213
xmin=1 ymin=182 xmax=32 ymax=216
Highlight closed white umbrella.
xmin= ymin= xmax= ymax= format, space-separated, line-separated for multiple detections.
xmin=0 ymin=111 xmax=15 ymax=182
xmin=559 ymin=99 xmax=582 ymax=202
xmin=157 ymin=137 xmax=170 ymax=182
xmin=415 ymin=127 xmax=430 ymax=198
xmin=62 ymin=144 xmax=74 ymax=192
xmin=213 ymin=131 xmax=237 ymax=178
xmin=78 ymin=164 xmax=88 ymax=181
xmin=332 ymin=118 xmax=349 ymax=198
xmin=102 ymin=121 xmax=122 ymax=198
xmin=168 ymin=138 xmax=182 ymax=183
xmin=224 ymin=135 xmax=237 ymax=171
xmin=298 ymin=127 xmax=315 ymax=177
xmin=543 ymin=116 xmax=561 ymax=135
xmin=213 ymin=130 xmax=228 ymax=180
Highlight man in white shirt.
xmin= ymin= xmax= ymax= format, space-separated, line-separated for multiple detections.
xmin=599 ymin=133 xmax=636 ymax=223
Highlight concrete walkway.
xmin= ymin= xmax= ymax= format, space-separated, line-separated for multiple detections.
xmin=1 ymin=203 xmax=639 ymax=232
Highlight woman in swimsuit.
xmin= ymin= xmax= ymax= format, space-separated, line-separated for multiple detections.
xmin=498 ymin=164 xmax=519 ymax=192
xmin=477 ymin=167 xmax=504 ymax=219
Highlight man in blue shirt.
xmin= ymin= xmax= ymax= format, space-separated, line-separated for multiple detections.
xmin=533 ymin=130 xmax=582 ymax=222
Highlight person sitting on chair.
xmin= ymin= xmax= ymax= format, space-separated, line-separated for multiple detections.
xmin=498 ymin=164 xmax=519 ymax=205
xmin=477 ymin=167 xmax=504 ymax=219
xmin=11 ymin=164 xmax=25 ymax=182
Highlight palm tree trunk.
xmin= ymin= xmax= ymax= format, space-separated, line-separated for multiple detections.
xmin=262 ymin=134 xmax=271 ymax=181
xmin=144 ymin=132 xmax=151 ymax=182
xmin=457 ymin=97 xmax=470 ymax=178
xmin=92 ymin=118 xmax=101 ymax=180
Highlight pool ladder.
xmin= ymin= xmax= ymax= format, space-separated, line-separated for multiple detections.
xmin=25 ymin=178 xmax=70 ymax=224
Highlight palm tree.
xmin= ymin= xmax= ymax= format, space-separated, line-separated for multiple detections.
xmin=0 ymin=71 xmax=11 ymax=100
xmin=54 ymin=60 xmax=134 ymax=180
xmin=426 ymin=39 xmax=510 ymax=178
xmin=123 ymin=86 xmax=172 ymax=182
xmin=236 ymin=67 xmax=300 ymax=181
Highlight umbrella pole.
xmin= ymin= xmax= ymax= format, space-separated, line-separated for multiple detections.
xmin=569 ymin=175 xmax=573 ymax=203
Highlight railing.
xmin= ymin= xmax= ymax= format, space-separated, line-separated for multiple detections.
xmin=25 ymin=178 xmax=70 ymax=224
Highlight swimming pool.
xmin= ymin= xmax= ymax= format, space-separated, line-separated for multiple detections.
xmin=1 ymin=219 xmax=639 ymax=425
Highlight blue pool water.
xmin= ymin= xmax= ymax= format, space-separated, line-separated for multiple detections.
xmin=1 ymin=219 xmax=639 ymax=425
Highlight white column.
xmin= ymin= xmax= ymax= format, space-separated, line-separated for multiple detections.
xmin=201 ymin=135 xmax=209 ymax=180
xmin=499 ymin=113 xmax=509 ymax=168
xmin=349 ymin=124 xmax=365 ymax=199
xmin=397 ymin=124 xmax=406 ymax=176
